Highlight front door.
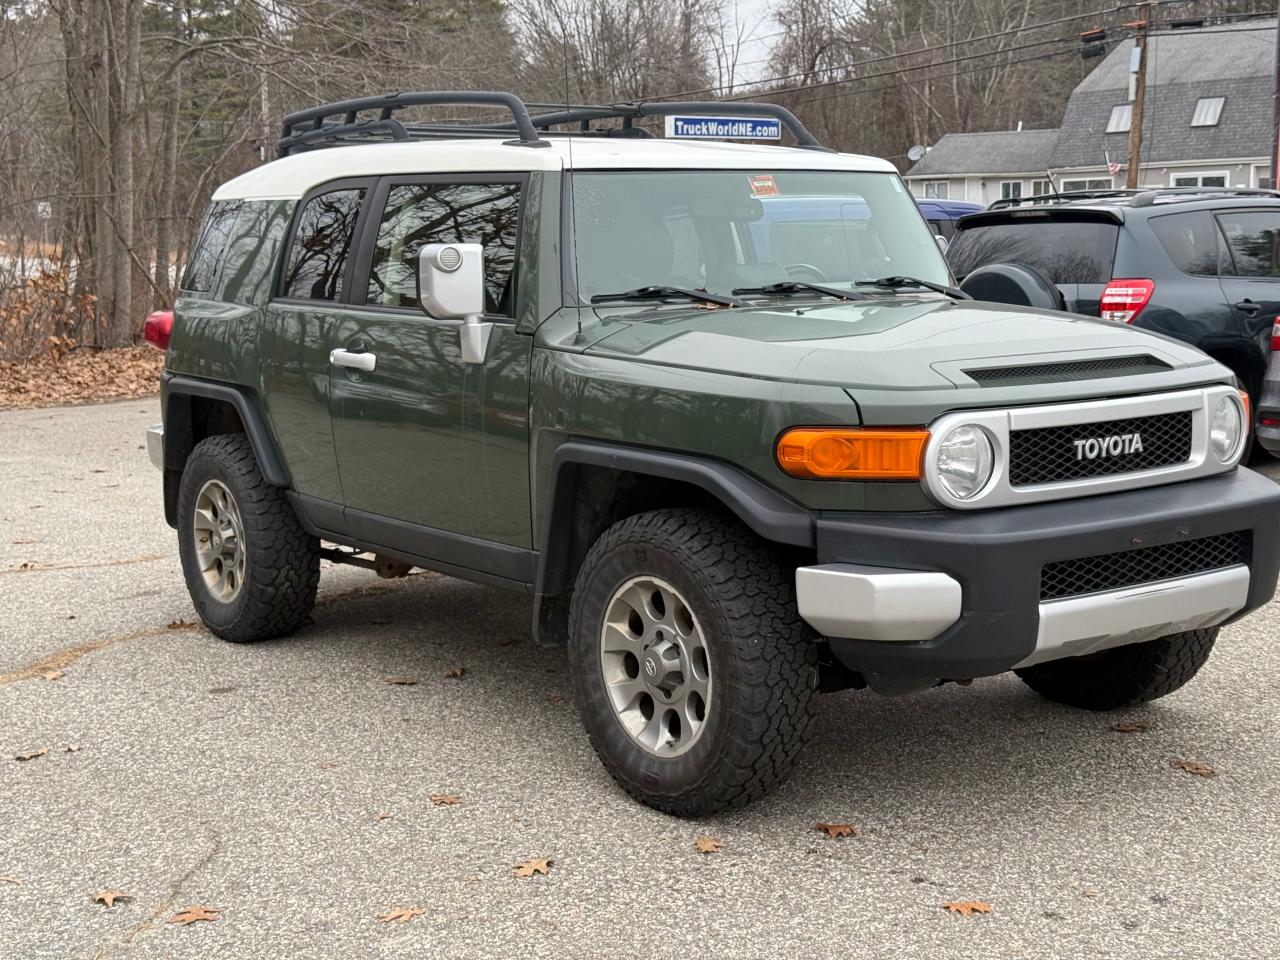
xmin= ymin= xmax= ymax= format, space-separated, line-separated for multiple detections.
xmin=327 ymin=175 xmax=534 ymax=573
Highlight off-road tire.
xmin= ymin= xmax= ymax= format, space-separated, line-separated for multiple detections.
xmin=177 ymin=434 xmax=320 ymax=642
xmin=568 ymin=508 xmax=819 ymax=816
xmin=1014 ymin=628 xmax=1218 ymax=711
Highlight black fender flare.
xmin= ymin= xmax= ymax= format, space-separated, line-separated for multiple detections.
xmin=534 ymin=438 xmax=815 ymax=599
xmin=161 ymin=373 xmax=291 ymax=487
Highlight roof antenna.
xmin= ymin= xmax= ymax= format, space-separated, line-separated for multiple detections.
xmin=552 ymin=10 xmax=585 ymax=343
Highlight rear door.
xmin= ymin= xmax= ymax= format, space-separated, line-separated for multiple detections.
xmin=946 ymin=211 xmax=1120 ymax=313
xmin=1215 ymin=208 xmax=1280 ymax=358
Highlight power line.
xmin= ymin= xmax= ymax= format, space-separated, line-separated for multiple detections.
xmin=652 ymin=1 xmax=1148 ymax=102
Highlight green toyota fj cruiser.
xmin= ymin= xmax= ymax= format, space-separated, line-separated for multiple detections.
xmin=145 ymin=93 xmax=1280 ymax=815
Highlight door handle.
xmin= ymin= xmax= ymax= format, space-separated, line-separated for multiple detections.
xmin=329 ymin=348 xmax=377 ymax=372
xmin=1234 ymin=299 xmax=1262 ymax=316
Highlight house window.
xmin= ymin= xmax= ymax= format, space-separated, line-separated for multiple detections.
xmin=999 ymin=181 xmax=1023 ymax=200
xmin=1172 ymin=173 xmax=1227 ymax=188
xmin=922 ymin=181 xmax=949 ymax=199
xmin=1031 ymin=180 xmax=1054 ymax=196
xmin=1191 ymin=97 xmax=1225 ymax=127
xmin=1106 ymin=104 xmax=1132 ymax=133
xmin=1061 ymin=178 xmax=1113 ymax=192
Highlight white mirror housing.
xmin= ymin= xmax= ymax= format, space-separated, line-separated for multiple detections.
xmin=934 ymin=234 xmax=949 ymax=255
xmin=416 ymin=242 xmax=492 ymax=365
xmin=417 ymin=242 xmax=485 ymax=319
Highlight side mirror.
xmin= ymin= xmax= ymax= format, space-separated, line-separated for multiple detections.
xmin=416 ymin=242 xmax=492 ymax=364
xmin=934 ymin=234 xmax=949 ymax=255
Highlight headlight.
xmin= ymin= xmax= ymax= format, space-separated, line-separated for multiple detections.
xmin=1210 ymin=394 xmax=1245 ymax=463
xmin=935 ymin=424 xmax=995 ymax=500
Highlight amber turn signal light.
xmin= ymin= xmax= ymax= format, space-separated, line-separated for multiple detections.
xmin=776 ymin=427 xmax=929 ymax=480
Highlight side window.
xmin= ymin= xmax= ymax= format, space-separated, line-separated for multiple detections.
xmin=1149 ymin=211 xmax=1223 ymax=277
xmin=281 ymin=188 xmax=365 ymax=301
xmin=182 ymin=200 xmax=242 ymax=292
xmin=366 ymin=182 xmax=521 ymax=315
xmin=1216 ymin=211 xmax=1280 ymax=279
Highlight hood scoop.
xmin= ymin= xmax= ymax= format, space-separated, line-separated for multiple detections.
xmin=964 ymin=355 xmax=1171 ymax=387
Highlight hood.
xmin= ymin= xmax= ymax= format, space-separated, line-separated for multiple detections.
xmin=584 ymin=297 xmax=1219 ymax=390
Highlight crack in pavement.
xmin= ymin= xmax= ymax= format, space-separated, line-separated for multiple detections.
xmin=0 ymin=571 xmax=438 ymax=685
xmin=1 ymin=554 xmax=168 ymax=575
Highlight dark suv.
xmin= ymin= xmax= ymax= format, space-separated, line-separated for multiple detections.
xmin=947 ymin=189 xmax=1280 ymax=449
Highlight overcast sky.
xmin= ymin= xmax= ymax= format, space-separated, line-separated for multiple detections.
xmin=723 ymin=0 xmax=779 ymax=85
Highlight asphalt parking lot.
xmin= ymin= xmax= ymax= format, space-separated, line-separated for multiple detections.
xmin=2 ymin=399 xmax=1279 ymax=959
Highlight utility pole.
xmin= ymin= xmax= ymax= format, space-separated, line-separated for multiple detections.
xmin=1272 ymin=0 xmax=1279 ymax=188
xmin=1126 ymin=3 xmax=1152 ymax=189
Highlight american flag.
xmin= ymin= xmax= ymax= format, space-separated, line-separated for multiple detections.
xmin=1108 ymin=160 xmax=1123 ymax=175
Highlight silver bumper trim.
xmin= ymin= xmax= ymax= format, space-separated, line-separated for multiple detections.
xmin=1016 ymin=565 xmax=1250 ymax=668
xmin=146 ymin=423 xmax=164 ymax=470
xmin=795 ymin=564 xmax=962 ymax=643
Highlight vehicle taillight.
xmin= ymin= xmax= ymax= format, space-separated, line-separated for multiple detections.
xmin=1271 ymin=318 xmax=1280 ymax=352
xmin=1099 ymin=279 xmax=1155 ymax=323
xmin=143 ymin=310 xmax=173 ymax=351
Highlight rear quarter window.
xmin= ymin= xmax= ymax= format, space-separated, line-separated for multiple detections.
xmin=182 ymin=200 xmax=243 ymax=292
xmin=947 ymin=217 xmax=1119 ymax=284
xmin=1148 ymin=211 xmax=1224 ymax=276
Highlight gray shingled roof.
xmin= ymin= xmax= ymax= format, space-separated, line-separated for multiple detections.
xmin=1051 ymin=21 xmax=1276 ymax=168
xmin=905 ymin=128 xmax=1059 ymax=177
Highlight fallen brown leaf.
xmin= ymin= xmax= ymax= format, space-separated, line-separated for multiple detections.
xmin=429 ymin=794 xmax=461 ymax=806
xmin=0 ymin=876 xmax=21 ymax=885
xmin=166 ymin=619 xmax=192 ymax=630
xmin=168 ymin=906 xmax=222 ymax=925
xmin=377 ymin=906 xmax=426 ymax=923
xmin=442 ymin=666 xmax=465 ymax=679
xmin=318 ymin=761 xmax=338 ymax=770
xmin=1172 ymin=759 xmax=1216 ymax=778
xmin=11 ymin=539 xmax=40 ymax=545
xmin=514 ymin=857 xmax=553 ymax=877
xmin=383 ymin=676 xmax=417 ymax=686
xmin=374 ymin=812 xmax=394 ymax=822
xmin=14 ymin=748 xmax=47 ymax=762
xmin=93 ymin=890 xmax=130 ymax=908
xmin=814 ymin=822 xmax=859 ymax=838
xmin=943 ymin=900 xmax=993 ymax=917
xmin=1111 ymin=721 xmax=1149 ymax=733
xmin=694 ymin=836 xmax=723 ymax=854
xmin=41 ymin=670 xmax=65 ymax=682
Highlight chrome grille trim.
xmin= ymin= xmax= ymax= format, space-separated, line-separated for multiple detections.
xmin=921 ymin=385 xmax=1243 ymax=510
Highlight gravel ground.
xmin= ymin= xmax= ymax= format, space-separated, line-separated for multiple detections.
xmin=2 ymin=399 xmax=1278 ymax=959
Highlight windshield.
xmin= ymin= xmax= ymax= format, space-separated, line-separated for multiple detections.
xmin=569 ymin=170 xmax=950 ymax=302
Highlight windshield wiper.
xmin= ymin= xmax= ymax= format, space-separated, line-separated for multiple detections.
xmin=732 ymin=281 xmax=870 ymax=302
xmin=854 ymin=276 xmax=971 ymax=300
xmin=590 ymin=285 xmax=743 ymax=307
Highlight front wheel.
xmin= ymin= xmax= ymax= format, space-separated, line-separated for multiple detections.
xmin=177 ymin=434 xmax=320 ymax=642
xmin=568 ymin=509 xmax=819 ymax=816
xmin=1014 ymin=628 xmax=1217 ymax=711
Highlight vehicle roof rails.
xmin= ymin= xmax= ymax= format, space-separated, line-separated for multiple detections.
xmin=987 ymin=189 xmax=1144 ymax=210
xmin=1129 ymin=186 xmax=1280 ymax=206
xmin=277 ymin=91 xmax=829 ymax=158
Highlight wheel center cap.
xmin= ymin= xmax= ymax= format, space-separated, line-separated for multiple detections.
xmin=211 ymin=534 xmax=221 ymax=549
xmin=642 ymin=654 xmax=660 ymax=680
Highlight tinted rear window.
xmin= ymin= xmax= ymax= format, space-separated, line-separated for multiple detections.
xmin=182 ymin=200 xmax=242 ymax=292
xmin=948 ymin=218 xmax=1119 ymax=284
xmin=1148 ymin=211 xmax=1223 ymax=276
xmin=281 ymin=188 xmax=365 ymax=301
xmin=1217 ymin=210 xmax=1280 ymax=278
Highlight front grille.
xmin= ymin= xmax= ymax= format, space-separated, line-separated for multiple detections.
xmin=966 ymin=355 xmax=1170 ymax=387
xmin=1040 ymin=532 xmax=1247 ymax=601
xmin=1009 ymin=411 xmax=1192 ymax=486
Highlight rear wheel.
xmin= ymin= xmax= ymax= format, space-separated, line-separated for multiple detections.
xmin=177 ymin=434 xmax=320 ymax=642
xmin=568 ymin=509 xmax=819 ymax=816
xmin=1014 ymin=628 xmax=1217 ymax=711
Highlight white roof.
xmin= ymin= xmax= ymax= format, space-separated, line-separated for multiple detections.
xmin=212 ymin=138 xmax=898 ymax=201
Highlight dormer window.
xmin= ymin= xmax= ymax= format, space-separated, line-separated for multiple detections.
xmin=1106 ymin=104 xmax=1132 ymax=133
xmin=1191 ymin=97 xmax=1225 ymax=127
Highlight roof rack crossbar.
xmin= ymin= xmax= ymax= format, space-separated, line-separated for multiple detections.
xmin=278 ymin=91 xmax=550 ymax=157
xmin=1131 ymin=186 xmax=1280 ymax=206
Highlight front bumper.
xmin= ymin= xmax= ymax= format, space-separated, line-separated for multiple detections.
xmin=146 ymin=423 xmax=164 ymax=470
xmin=797 ymin=468 xmax=1280 ymax=684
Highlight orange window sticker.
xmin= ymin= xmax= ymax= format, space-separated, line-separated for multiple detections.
xmin=748 ymin=174 xmax=780 ymax=197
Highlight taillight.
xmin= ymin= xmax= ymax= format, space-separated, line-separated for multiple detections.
xmin=143 ymin=310 xmax=173 ymax=351
xmin=1099 ymin=279 xmax=1154 ymax=323
xmin=1270 ymin=318 xmax=1280 ymax=352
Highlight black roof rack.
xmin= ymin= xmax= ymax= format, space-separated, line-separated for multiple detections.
xmin=277 ymin=91 xmax=828 ymax=158
xmin=987 ymin=186 xmax=1280 ymax=211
